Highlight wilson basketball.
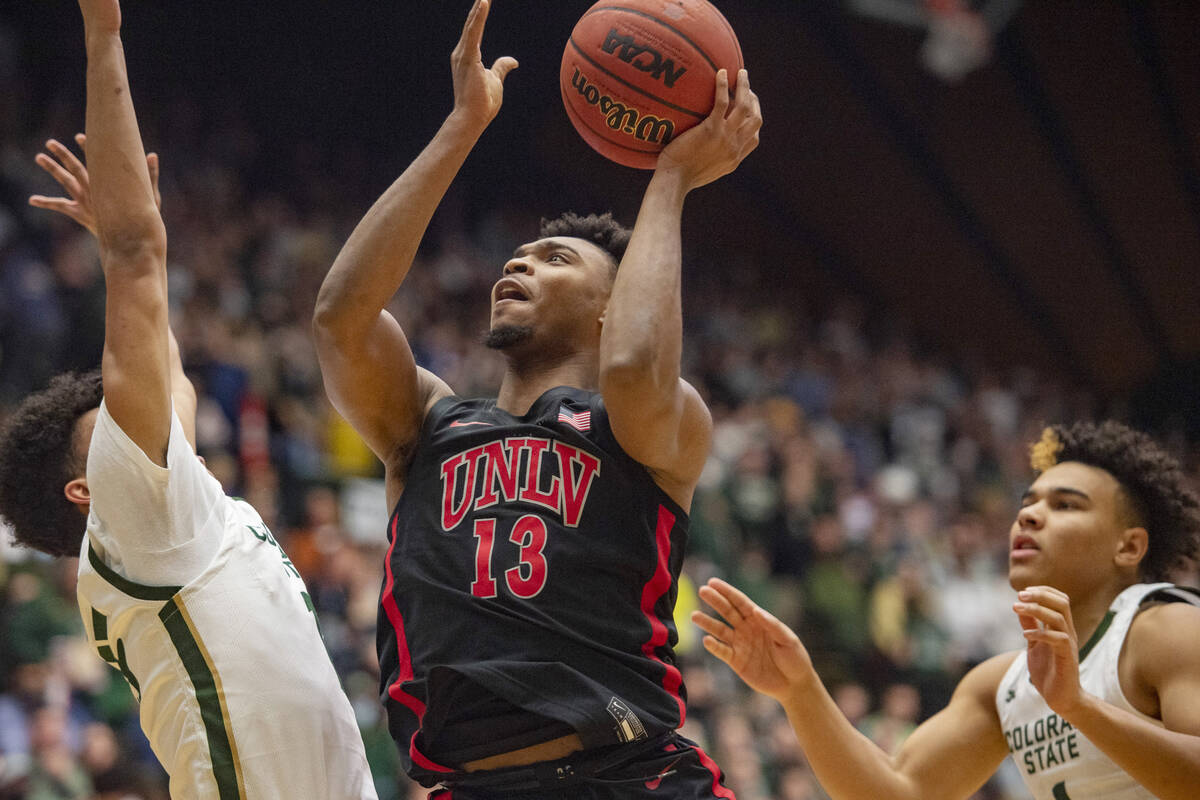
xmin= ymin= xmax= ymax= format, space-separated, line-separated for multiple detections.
xmin=560 ymin=0 xmax=744 ymax=169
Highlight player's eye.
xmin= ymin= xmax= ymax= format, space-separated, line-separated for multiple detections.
xmin=547 ymin=252 xmax=567 ymax=263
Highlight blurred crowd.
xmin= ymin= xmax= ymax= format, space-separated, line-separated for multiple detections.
xmin=3 ymin=68 xmax=1199 ymax=800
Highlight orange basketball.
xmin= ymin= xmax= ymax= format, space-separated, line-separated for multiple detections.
xmin=560 ymin=0 xmax=744 ymax=169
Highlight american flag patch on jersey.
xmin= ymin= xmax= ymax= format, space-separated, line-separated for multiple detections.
xmin=557 ymin=405 xmax=591 ymax=432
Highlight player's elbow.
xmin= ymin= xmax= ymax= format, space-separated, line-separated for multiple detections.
xmin=600 ymin=349 xmax=674 ymax=397
xmin=600 ymin=356 xmax=649 ymax=394
xmin=312 ymin=291 xmax=352 ymax=346
xmin=600 ymin=342 xmax=656 ymax=379
xmin=600 ymin=361 xmax=680 ymax=427
xmin=311 ymin=295 xmax=370 ymax=364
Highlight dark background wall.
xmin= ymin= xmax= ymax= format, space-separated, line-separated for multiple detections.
xmin=3 ymin=0 xmax=1198 ymax=433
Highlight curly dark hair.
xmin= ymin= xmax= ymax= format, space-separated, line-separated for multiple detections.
xmin=1030 ymin=420 xmax=1200 ymax=581
xmin=539 ymin=211 xmax=631 ymax=271
xmin=0 ymin=371 xmax=103 ymax=557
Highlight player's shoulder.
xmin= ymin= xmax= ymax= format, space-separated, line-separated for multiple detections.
xmin=1121 ymin=589 xmax=1200 ymax=702
xmin=1128 ymin=590 xmax=1200 ymax=652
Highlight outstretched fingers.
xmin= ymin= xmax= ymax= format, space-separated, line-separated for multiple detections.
xmin=691 ymin=604 xmax=742 ymax=668
xmin=27 ymin=195 xmax=78 ymax=216
xmin=35 ymin=140 xmax=88 ymax=199
xmin=707 ymin=577 xmax=761 ymax=622
xmin=697 ymin=581 xmax=746 ymax=628
xmin=29 ymin=137 xmax=97 ymax=231
xmin=459 ymin=0 xmax=492 ymax=59
xmin=691 ymin=609 xmax=734 ymax=643
xmin=701 ymin=632 xmax=736 ymax=664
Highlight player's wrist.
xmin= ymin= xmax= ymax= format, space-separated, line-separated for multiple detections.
xmin=777 ymin=666 xmax=820 ymax=709
xmin=1052 ymin=687 xmax=1099 ymax=727
xmin=83 ymin=17 xmax=123 ymax=40
xmin=446 ymin=105 xmax=494 ymax=138
xmin=645 ymin=166 xmax=694 ymax=207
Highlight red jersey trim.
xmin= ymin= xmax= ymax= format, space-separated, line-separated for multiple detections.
xmin=382 ymin=515 xmax=454 ymax=773
xmin=410 ymin=731 xmax=453 ymax=774
xmin=382 ymin=515 xmax=424 ymax=716
xmin=639 ymin=504 xmax=686 ymax=726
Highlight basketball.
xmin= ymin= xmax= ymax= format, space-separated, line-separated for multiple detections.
xmin=560 ymin=0 xmax=744 ymax=169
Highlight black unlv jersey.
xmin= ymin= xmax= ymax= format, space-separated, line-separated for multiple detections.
xmin=378 ymin=386 xmax=691 ymax=782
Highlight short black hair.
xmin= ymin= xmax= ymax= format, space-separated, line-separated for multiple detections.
xmin=539 ymin=212 xmax=631 ymax=269
xmin=1030 ymin=420 xmax=1200 ymax=581
xmin=0 ymin=370 xmax=103 ymax=557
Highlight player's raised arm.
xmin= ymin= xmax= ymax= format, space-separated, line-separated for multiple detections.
xmin=598 ymin=69 xmax=760 ymax=508
xmin=30 ymin=135 xmax=197 ymax=451
xmin=312 ymin=0 xmax=516 ymax=478
xmin=77 ymin=0 xmax=171 ymax=465
xmin=693 ymin=577 xmax=1012 ymax=800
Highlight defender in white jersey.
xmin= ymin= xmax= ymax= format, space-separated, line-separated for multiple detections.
xmin=0 ymin=2 xmax=376 ymax=797
xmin=692 ymin=420 xmax=1200 ymax=800
xmin=75 ymin=403 xmax=376 ymax=799
xmin=998 ymin=582 xmax=1200 ymax=798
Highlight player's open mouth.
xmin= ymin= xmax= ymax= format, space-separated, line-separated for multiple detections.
xmin=1011 ymin=534 xmax=1039 ymax=557
xmin=494 ymin=279 xmax=530 ymax=303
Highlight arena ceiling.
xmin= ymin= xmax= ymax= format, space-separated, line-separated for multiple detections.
xmin=564 ymin=0 xmax=1200 ymax=402
xmin=7 ymin=1 xmax=1199 ymax=415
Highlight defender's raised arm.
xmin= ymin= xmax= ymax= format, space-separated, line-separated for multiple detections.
xmin=78 ymin=0 xmax=171 ymax=465
xmin=693 ymin=577 xmax=1011 ymax=800
xmin=30 ymin=135 xmax=197 ymax=450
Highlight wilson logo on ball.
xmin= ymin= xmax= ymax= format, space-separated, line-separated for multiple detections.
xmin=560 ymin=0 xmax=744 ymax=169
xmin=600 ymin=28 xmax=689 ymax=88
xmin=568 ymin=68 xmax=676 ymax=144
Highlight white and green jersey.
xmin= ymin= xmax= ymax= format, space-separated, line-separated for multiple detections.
xmin=77 ymin=401 xmax=376 ymax=799
xmin=996 ymin=582 xmax=1198 ymax=800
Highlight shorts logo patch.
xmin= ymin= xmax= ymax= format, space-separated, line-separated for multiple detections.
xmin=607 ymin=696 xmax=647 ymax=743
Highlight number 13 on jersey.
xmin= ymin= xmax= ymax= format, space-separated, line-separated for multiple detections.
xmin=471 ymin=515 xmax=549 ymax=599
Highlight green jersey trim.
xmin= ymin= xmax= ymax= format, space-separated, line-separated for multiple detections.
xmin=1077 ymin=610 xmax=1116 ymax=663
xmin=86 ymin=540 xmax=181 ymax=601
xmin=159 ymin=597 xmax=247 ymax=799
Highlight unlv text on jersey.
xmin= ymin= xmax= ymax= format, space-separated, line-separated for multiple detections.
xmin=439 ymin=437 xmax=602 ymax=530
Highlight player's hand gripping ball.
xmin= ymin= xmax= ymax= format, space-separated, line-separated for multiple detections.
xmin=561 ymin=0 xmax=744 ymax=169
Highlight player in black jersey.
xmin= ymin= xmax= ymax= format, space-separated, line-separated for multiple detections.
xmin=312 ymin=0 xmax=760 ymax=796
